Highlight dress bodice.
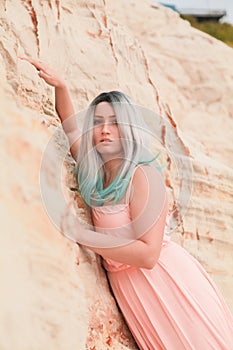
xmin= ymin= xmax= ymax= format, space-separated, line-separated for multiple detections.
xmin=91 ymin=202 xmax=171 ymax=272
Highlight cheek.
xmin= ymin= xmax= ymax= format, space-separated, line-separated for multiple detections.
xmin=114 ymin=125 xmax=121 ymax=138
xmin=93 ymin=128 xmax=99 ymax=145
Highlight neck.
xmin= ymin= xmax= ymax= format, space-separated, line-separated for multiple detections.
xmin=103 ymin=158 xmax=122 ymax=187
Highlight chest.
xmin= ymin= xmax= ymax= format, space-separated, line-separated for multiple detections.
xmin=91 ymin=204 xmax=132 ymax=231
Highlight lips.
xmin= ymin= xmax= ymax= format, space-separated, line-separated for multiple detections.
xmin=100 ymin=138 xmax=112 ymax=142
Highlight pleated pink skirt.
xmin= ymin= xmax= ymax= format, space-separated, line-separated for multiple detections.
xmin=106 ymin=241 xmax=233 ymax=350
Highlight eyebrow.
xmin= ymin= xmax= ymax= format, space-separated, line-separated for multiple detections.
xmin=94 ymin=115 xmax=116 ymax=119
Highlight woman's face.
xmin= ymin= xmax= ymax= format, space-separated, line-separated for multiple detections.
xmin=93 ymin=102 xmax=123 ymax=160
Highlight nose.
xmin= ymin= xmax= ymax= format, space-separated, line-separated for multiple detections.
xmin=101 ymin=121 xmax=110 ymax=134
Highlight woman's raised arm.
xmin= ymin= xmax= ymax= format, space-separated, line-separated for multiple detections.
xmin=19 ymin=57 xmax=81 ymax=160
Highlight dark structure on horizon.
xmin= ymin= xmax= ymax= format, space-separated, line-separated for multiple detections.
xmin=155 ymin=3 xmax=227 ymax=22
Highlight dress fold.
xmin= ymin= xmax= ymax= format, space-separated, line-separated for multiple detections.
xmin=92 ymin=204 xmax=233 ymax=349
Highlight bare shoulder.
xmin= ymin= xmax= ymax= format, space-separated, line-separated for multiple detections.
xmin=129 ymin=164 xmax=167 ymax=220
xmin=132 ymin=164 xmax=163 ymax=188
xmin=129 ymin=164 xmax=165 ymax=204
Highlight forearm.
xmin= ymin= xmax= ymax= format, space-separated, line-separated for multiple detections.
xmin=55 ymin=84 xmax=76 ymax=128
xmin=19 ymin=57 xmax=81 ymax=159
xmin=55 ymin=84 xmax=81 ymax=158
xmin=88 ymin=240 xmax=160 ymax=269
xmin=77 ymin=227 xmax=162 ymax=269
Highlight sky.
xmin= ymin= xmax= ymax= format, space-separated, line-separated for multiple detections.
xmin=159 ymin=0 xmax=233 ymax=24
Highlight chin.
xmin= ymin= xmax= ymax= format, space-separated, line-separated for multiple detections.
xmin=96 ymin=143 xmax=123 ymax=156
xmin=98 ymin=149 xmax=124 ymax=161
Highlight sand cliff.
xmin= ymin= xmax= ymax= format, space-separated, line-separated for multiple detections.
xmin=0 ymin=1 xmax=232 ymax=349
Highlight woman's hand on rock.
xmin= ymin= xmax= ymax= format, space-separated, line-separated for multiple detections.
xmin=18 ymin=57 xmax=66 ymax=88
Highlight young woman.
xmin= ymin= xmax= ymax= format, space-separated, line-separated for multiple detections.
xmin=20 ymin=58 xmax=233 ymax=350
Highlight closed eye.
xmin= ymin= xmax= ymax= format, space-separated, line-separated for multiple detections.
xmin=93 ymin=118 xmax=118 ymax=126
xmin=93 ymin=119 xmax=103 ymax=126
xmin=110 ymin=120 xmax=118 ymax=125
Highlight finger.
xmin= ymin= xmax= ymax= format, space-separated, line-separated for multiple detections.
xmin=19 ymin=57 xmax=47 ymax=71
xmin=32 ymin=60 xmax=48 ymax=71
xmin=38 ymin=70 xmax=50 ymax=79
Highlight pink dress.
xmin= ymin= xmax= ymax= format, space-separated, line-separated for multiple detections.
xmin=91 ymin=183 xmax=233 ymax=349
